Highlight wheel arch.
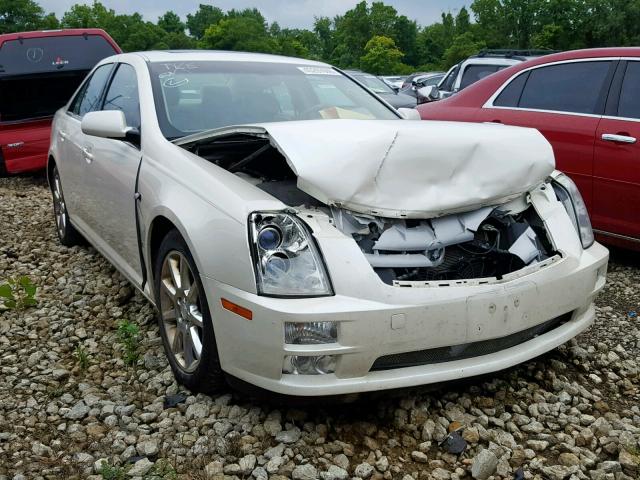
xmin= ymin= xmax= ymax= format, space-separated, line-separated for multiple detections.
xmin=46 ymin=155 xmax=56 ymax=190
xmin=145 ymin=211 xmax=205 ymax=301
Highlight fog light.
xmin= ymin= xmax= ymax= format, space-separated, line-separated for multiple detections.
xmin=283 ymin=355 xmax=337 ymax=375
xmin=284 ymin=321 xmax=338 ymax=344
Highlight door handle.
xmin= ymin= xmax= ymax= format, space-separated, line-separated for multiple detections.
xmin=59 ymin=131 xmax=68 ymax=141
xmin=602 ymin=133 xmax=636 ymax=144
xmin=82 ymin=147 xmax=94 ymax=163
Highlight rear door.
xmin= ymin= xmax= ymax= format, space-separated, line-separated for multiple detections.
xmin=593 ymin=60 xmax=640 ymax=240
xmin=479 ymin=59 xmax=617 ymax=216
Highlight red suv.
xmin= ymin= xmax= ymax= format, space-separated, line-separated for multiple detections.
xmin=418 ymin=48 xmax=640 ymax=251
xmin=0 ymin=29 xmax=120 ymax=175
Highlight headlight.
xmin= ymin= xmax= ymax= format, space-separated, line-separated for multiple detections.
xmin=551 ymin=173 xmax=594 ymax=249
xmin=249 ymin=212 xmax=333 ymax=296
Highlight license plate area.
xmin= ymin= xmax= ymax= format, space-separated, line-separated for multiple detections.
xmin=466 ymin=281 xmax=539 ymax=342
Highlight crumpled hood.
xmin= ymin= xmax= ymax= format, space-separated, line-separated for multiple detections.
xmin=177 ymin=119 xmax=555 ymax=218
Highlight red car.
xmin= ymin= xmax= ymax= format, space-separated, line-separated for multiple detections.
xmin=0 ymin=29 xmax=121 ymax=175
xmin=418 ymin=47 xmax=640 ymax=251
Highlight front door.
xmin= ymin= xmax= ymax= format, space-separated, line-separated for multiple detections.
xmin=593 ymin=60 xmax=640 ymax=241
xmin=80 ymin=62 xmax=144 ymax=285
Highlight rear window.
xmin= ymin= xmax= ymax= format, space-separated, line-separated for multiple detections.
xmin=0 ymin=34 xmax=118 ymax=123
xmin=0 ymin=34 xmax=117 ymax=76
xmin=460 ymin=64 xmax=507 ymax=90
xmin=518 ymin=61 xmax=612 ymax=115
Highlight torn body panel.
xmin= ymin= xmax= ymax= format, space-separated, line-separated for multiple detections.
xmin=175 ymin=119 xmax=556 ymax=218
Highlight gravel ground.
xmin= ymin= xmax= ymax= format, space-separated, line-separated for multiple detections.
xmin=1 ymin=174 xmax=639 ymax=480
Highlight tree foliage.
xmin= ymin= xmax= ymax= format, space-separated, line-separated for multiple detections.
xmin=3 ymin=0 xmax=640 ymax=73
xmin=360 ymin=35 xmax=407 ymax=74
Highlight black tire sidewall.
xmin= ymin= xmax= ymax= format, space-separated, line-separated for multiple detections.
xmin=153 ymin=229 xmax=224 ymax=393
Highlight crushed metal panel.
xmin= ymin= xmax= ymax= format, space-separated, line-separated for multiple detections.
xmin=176 ymin=119 xmax=555 ymax=219
xmin=373 ymin=223 xmax=436 ymax=251
xmin=258 ymin=120 xmax=554 ymax=218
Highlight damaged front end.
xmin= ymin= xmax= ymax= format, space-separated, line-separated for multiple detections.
xmin=330 ymin=200 xmax=556 ymax=286
xmin=176 ymin=119 xmax=569 ymax=289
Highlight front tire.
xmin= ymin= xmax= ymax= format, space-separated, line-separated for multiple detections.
xmin=50 ymin=164 xmax=83 ymax=247
xmin=154 ymin=229 xmax=226 ymax=393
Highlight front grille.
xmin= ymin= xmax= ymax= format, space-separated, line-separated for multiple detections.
xmin=370 ymin=312 xmax=573 ymax=371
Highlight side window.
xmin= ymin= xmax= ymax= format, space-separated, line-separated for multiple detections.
xmin=70 ymin=64 xmax=113 ymax=117
xmin=103 ymin=63 xmax=140 ymax=129
xmin=617 ymin=61 xmax=640 ymax=119
xmin=494 ymin=71 xmax=530 ymax=107
xmin=518 ymin=61 xmax=612 ymax=114
xmin=459 ymin=65 xmax=501 ymax=90
xmin=440 ymin=65 xmax=459 ymax=91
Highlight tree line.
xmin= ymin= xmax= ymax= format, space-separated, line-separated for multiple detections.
xmin=1 ymin=0 xmax=639 ymax=75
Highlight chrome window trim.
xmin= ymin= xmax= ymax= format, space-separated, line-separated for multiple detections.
xmin=482 ymin=57 xmax=622 ymax=115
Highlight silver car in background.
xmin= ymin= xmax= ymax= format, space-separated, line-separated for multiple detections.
xmin=48 ymin=51 xmax=607 ymax=396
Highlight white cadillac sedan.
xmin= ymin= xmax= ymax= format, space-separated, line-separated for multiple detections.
xmin=48 ymin=51 xmax=608 ymax=396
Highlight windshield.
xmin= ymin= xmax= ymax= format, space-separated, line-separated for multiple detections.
xmin=149 ymin=61 xmax=399 ymax=139
xmin=352 ymin=73 xmax=394 ymax=94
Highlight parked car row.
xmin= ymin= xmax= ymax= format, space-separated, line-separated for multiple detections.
xmin=344 ymin=70 xmax=416 ymax=109
xmin=417 ymin=50 xmax=556 ymax=104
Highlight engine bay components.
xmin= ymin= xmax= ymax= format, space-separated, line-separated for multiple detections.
xmin=330 ymin=203 xmax=554 ymax=285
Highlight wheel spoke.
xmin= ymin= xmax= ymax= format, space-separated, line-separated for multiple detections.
xmin=162 ymin=307 xmax=177 ymax=323
xmin=185 ymin=282 xmax=198 ymax=303
xmin=189 ymin=326 xmax=202 ymax=360
xmin=186 ymin=307 xmax=203 ymax=329
xmin=182 ymin=327 xmax=195 ymax=366
xmin=180 ymin=257 xmax=191 ymax=293
xmin=171 ymin=328 xmax=183 ymax=353
xmin=161 ymin=278 xmax=177 ymax=301
xmin=169 ymin=256 xmax=181 ymax=291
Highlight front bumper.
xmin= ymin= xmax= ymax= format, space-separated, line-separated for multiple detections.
xmin=201 ymin=242 xmax=608 ymax=396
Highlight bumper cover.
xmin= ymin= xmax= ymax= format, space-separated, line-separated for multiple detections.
xmin=202 ymin=242 xmax=608 ymax=396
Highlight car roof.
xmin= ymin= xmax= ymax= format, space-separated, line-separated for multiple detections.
xmin=128 ymin=50 xmax=331 ymax=66
xmin=461 ymin=57 xmax=522 ymax=66
xmin=510 ymin=46 xmax=640 ymax=69
xmin=0 ymin=28 xmax=113 ymax=43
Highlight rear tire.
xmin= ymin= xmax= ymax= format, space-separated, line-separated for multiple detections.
xmin=50 ymin=164 xmax=83 ymax=247
xmin=154 ymin=229 xmax=226 ymax=393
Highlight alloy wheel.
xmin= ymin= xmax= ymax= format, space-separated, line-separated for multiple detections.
xmin=159 ymin=251 xmax=204 ymax=372
xmin=52 ymin=169 xmax=67 ymax=238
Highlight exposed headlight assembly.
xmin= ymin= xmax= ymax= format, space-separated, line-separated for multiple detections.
xmin=551 ymin=173 xmax=594 ymax=249
xmin=249 ymin=212 xmax=333 ymax=297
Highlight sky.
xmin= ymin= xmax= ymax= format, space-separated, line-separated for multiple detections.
xmin=37 ymin=0 xmax=473 ymax=29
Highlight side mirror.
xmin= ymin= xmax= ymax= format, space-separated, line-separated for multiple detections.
xmin=418 ymin=85 xmax=439 ymax=101
xmin=397 ymin=107 xmax=421 ymax=120
xmin=391 ymin=85 xmax=400 ymax=93
xmin=81 ymin=110 xmax=132 ymax=139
